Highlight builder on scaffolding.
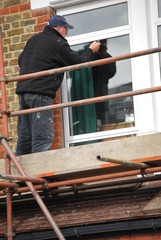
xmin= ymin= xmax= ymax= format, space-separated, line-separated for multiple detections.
xmin=15 ymin=15 xmax=100 ymax=156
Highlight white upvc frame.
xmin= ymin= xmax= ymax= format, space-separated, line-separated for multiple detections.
xmin=31 ymin=0 xmax=160 ymax=146
xmin=59 ymin=0 xmax=143 ymax=147
xmin=60 ymin=0 xmax=159 ymax=147
xmin=129 ymin=0 xmax=155 ymax=136
xmin=148 ymin=0 xmax=161 ymax=132
xmin=58 ymin=0 xmax=158 ymax=147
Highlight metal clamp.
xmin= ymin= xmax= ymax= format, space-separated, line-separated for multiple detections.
xmin=1 ymin=110 xmax=10 ymax=115
xmin=140 ymin=168 xmax=145 ymax=177
xmin=0 ymin=136 xmax=13 ymax=143
xmin=43 ymin=179 xmax=49 ymax=189
xmin=6 ymin=231 xmax=15 ymax=237
xmin=0 ymin=76 xmax=8 ymax=83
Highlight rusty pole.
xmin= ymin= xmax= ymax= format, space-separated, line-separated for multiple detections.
xmin=0 ymin=173 xmax=46 ymax=184
xmin=1 ymin=138 xmax=66 ymax=240
xmin=97 ymin=156 xmax=150 ymax=169
xmin=0 ymin=27 xmax=14 ymax=240
xmin=0 ymin=182 xmax=17 ymax=189
xmin=1 ymin=46 xmax=161 ymax=83
xmin=6 ymin=85 xmax=161 ymax=118
xmin=0 ymin=166 xmax=160 ymax=196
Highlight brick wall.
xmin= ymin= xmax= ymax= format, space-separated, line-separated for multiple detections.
xmin=0 ymin=0 xmax=63 ymax=157
xmin=82 ymin=231 xmax=161 ymax=240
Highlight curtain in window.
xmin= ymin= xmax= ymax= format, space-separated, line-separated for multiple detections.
xmin=70 ymin=67 xmax=97 ymax=135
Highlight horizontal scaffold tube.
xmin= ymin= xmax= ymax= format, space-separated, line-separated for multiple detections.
xmin=0 ymin=173 xmax=46 ymax=184
xmin=0 ymin=166 xmax=161 ymax=196
xmin=7 ymin=85 xmax=161 ymax=117
xmin=1 ymin=47 xmax=161 ymax=83
xmin=0 ymin=181 xmax=17 ymax=189
xmin=97 ymin=156 xmax=150 ymax=169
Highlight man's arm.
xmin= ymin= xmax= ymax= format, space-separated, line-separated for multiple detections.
xmin=58 ymin=41 xmax=100 ymax=66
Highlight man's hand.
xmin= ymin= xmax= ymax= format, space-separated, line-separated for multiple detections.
xmin=89 ymin=41 xmax=101 ymax=53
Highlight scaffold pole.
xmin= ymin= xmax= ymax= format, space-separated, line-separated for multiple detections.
xmin=1 ymin=138 xmax=66 ymax=240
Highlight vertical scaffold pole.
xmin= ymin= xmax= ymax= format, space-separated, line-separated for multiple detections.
xmin=0 ymin=27 xmax=14 ymax=240
xmin=1 ymin=138 xmax=66 ymax=240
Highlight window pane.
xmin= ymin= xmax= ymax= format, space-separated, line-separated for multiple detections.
xmin=158 ymin=0 xmax=161 ymax=17
xmin=67 ymin=35 xmax=135 ymax=136
xmin=65 ymin=2 xmax=128 ymax=37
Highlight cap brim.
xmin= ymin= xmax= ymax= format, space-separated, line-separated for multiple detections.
xmin=65 ymin=23 xmax=74 ymax=29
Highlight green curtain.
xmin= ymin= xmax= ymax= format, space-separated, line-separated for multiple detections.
xmin=70 ymin=67 xmax=97 ymax=135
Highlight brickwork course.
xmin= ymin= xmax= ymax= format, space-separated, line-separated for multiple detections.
xmin=1 ymin=185 xmax=161 ymax=238
xmin=0 ymin=0 xmax=63 ymax=158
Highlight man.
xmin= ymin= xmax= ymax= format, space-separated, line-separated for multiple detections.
xmin=16 ymin=15 xmax=100 ymax=156
xmin=92 ymin=39 xmax=116 ymax=125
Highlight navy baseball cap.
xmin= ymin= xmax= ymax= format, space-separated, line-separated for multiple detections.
xmin=48 ymin=15 xmax=74 ymax=29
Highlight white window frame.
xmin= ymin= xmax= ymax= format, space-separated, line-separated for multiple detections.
xmin=148 ymin=0 xmax=161 ymax=132
xmin=31 ymin=0 xmax=161 ymax=147
xmin=56 ymin=0 xmax=158 ymax=147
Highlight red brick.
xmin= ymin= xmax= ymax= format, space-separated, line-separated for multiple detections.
xmin=131 ymin=233 xmax=153 ymax=240
xmin=9 ymin=6 xmax=19 ymax=14
xmin=0 ymin=125 xmax=4 ymax=134
xmin=88 ymin=238 xmax=106 ymax=240
xmin=54 ymin=123 xmax=62 ymax=131
xmin=154 ymin=231 xmax=161 ymax=239
xmin=34 ymin=23 xmax=46 ymax=32
xmin=54 ymin=131 xmax=63 ymax=138
xmin=52 ymin=142 xmax=63 ymax=149
xmin=37 ymin=15 xmax=50 ymax=24
xmin=32 ymin=7 xmax=51 ymax=17
xmin=55 ymin=137 xmax=63 ymax=144
xmin=0 ymin=8 xmax=9 ymax=15
xmin=54 ymin=114 xmax=62 ymax=121
xmin=19 ymin=3 xmax=30 ymax=12
xmin=54 ymin=109 xmax=61 ymax=115
xmin=107 ymin=238 xmax=119 ymax=240
xmin=120 ymin=236 xmax=129 ymax=240
xmin=0 ymin=150 xmax=4 ymax=159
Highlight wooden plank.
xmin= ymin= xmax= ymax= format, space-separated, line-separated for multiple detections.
xmin=0 ymin=133 xmax=161 ymax=180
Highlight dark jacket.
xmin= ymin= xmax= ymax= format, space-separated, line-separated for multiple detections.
xmin=92 ymin=51 xmax=116 ymax=97
xmin=16 ymin=25 xmax=93 ymax=98
xmin=92 ymin=50 xmax=116 ymax=124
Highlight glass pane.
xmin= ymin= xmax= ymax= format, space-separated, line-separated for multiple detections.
xmin=158 ymin=25 xmax=161 ymax=77
xmin=67 ymin=35 xmax=135 ymax=136
xmin=65 ymin=2 xmax=128 ymax=37
xmin=158 ymin=0 xmax=161 ymax=17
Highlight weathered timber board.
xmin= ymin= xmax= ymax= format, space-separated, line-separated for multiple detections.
xmin=143 ymin=190 xmax=161 ymax=213
xmin=0 ymin=133 xmax=161 ymax=180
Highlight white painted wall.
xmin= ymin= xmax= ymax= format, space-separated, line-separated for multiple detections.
xmin=30 ymin=0 xmax=51 ymax=9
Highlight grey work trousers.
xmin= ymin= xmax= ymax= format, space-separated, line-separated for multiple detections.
xmin=16 ymin=93 xmax=54 ymax=156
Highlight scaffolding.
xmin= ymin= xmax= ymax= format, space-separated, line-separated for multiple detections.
xmin=0 ymin=26 xmax=161 ymax=240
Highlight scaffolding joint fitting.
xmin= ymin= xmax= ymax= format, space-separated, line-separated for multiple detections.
xmin=140 ymin=168 xmax=145 ymax=177
xmin=13 ymin=183 xmax=19 ymax=193
xmin=1 ymin=135 xmax=12 ymax=143
xmin=5 ymin=182 xmax=19 ymax=194
xmin=6 ymin=231 xmax=15 ymax=237
xmin=3 ymin=153 xmax=8 ymax=159
xmin=0 ymin=76 xmax=8 ymax=83
xmin=43 ymin=180 xmax=49 ymax=190
xmin=1 ymin=110 xmax=10 ymax=116
xmin=72 ymin=185 xmax=79 ymax=195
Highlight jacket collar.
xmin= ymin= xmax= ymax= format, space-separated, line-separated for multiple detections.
xmin=43 ymin=25 xmax=67 ymax=41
